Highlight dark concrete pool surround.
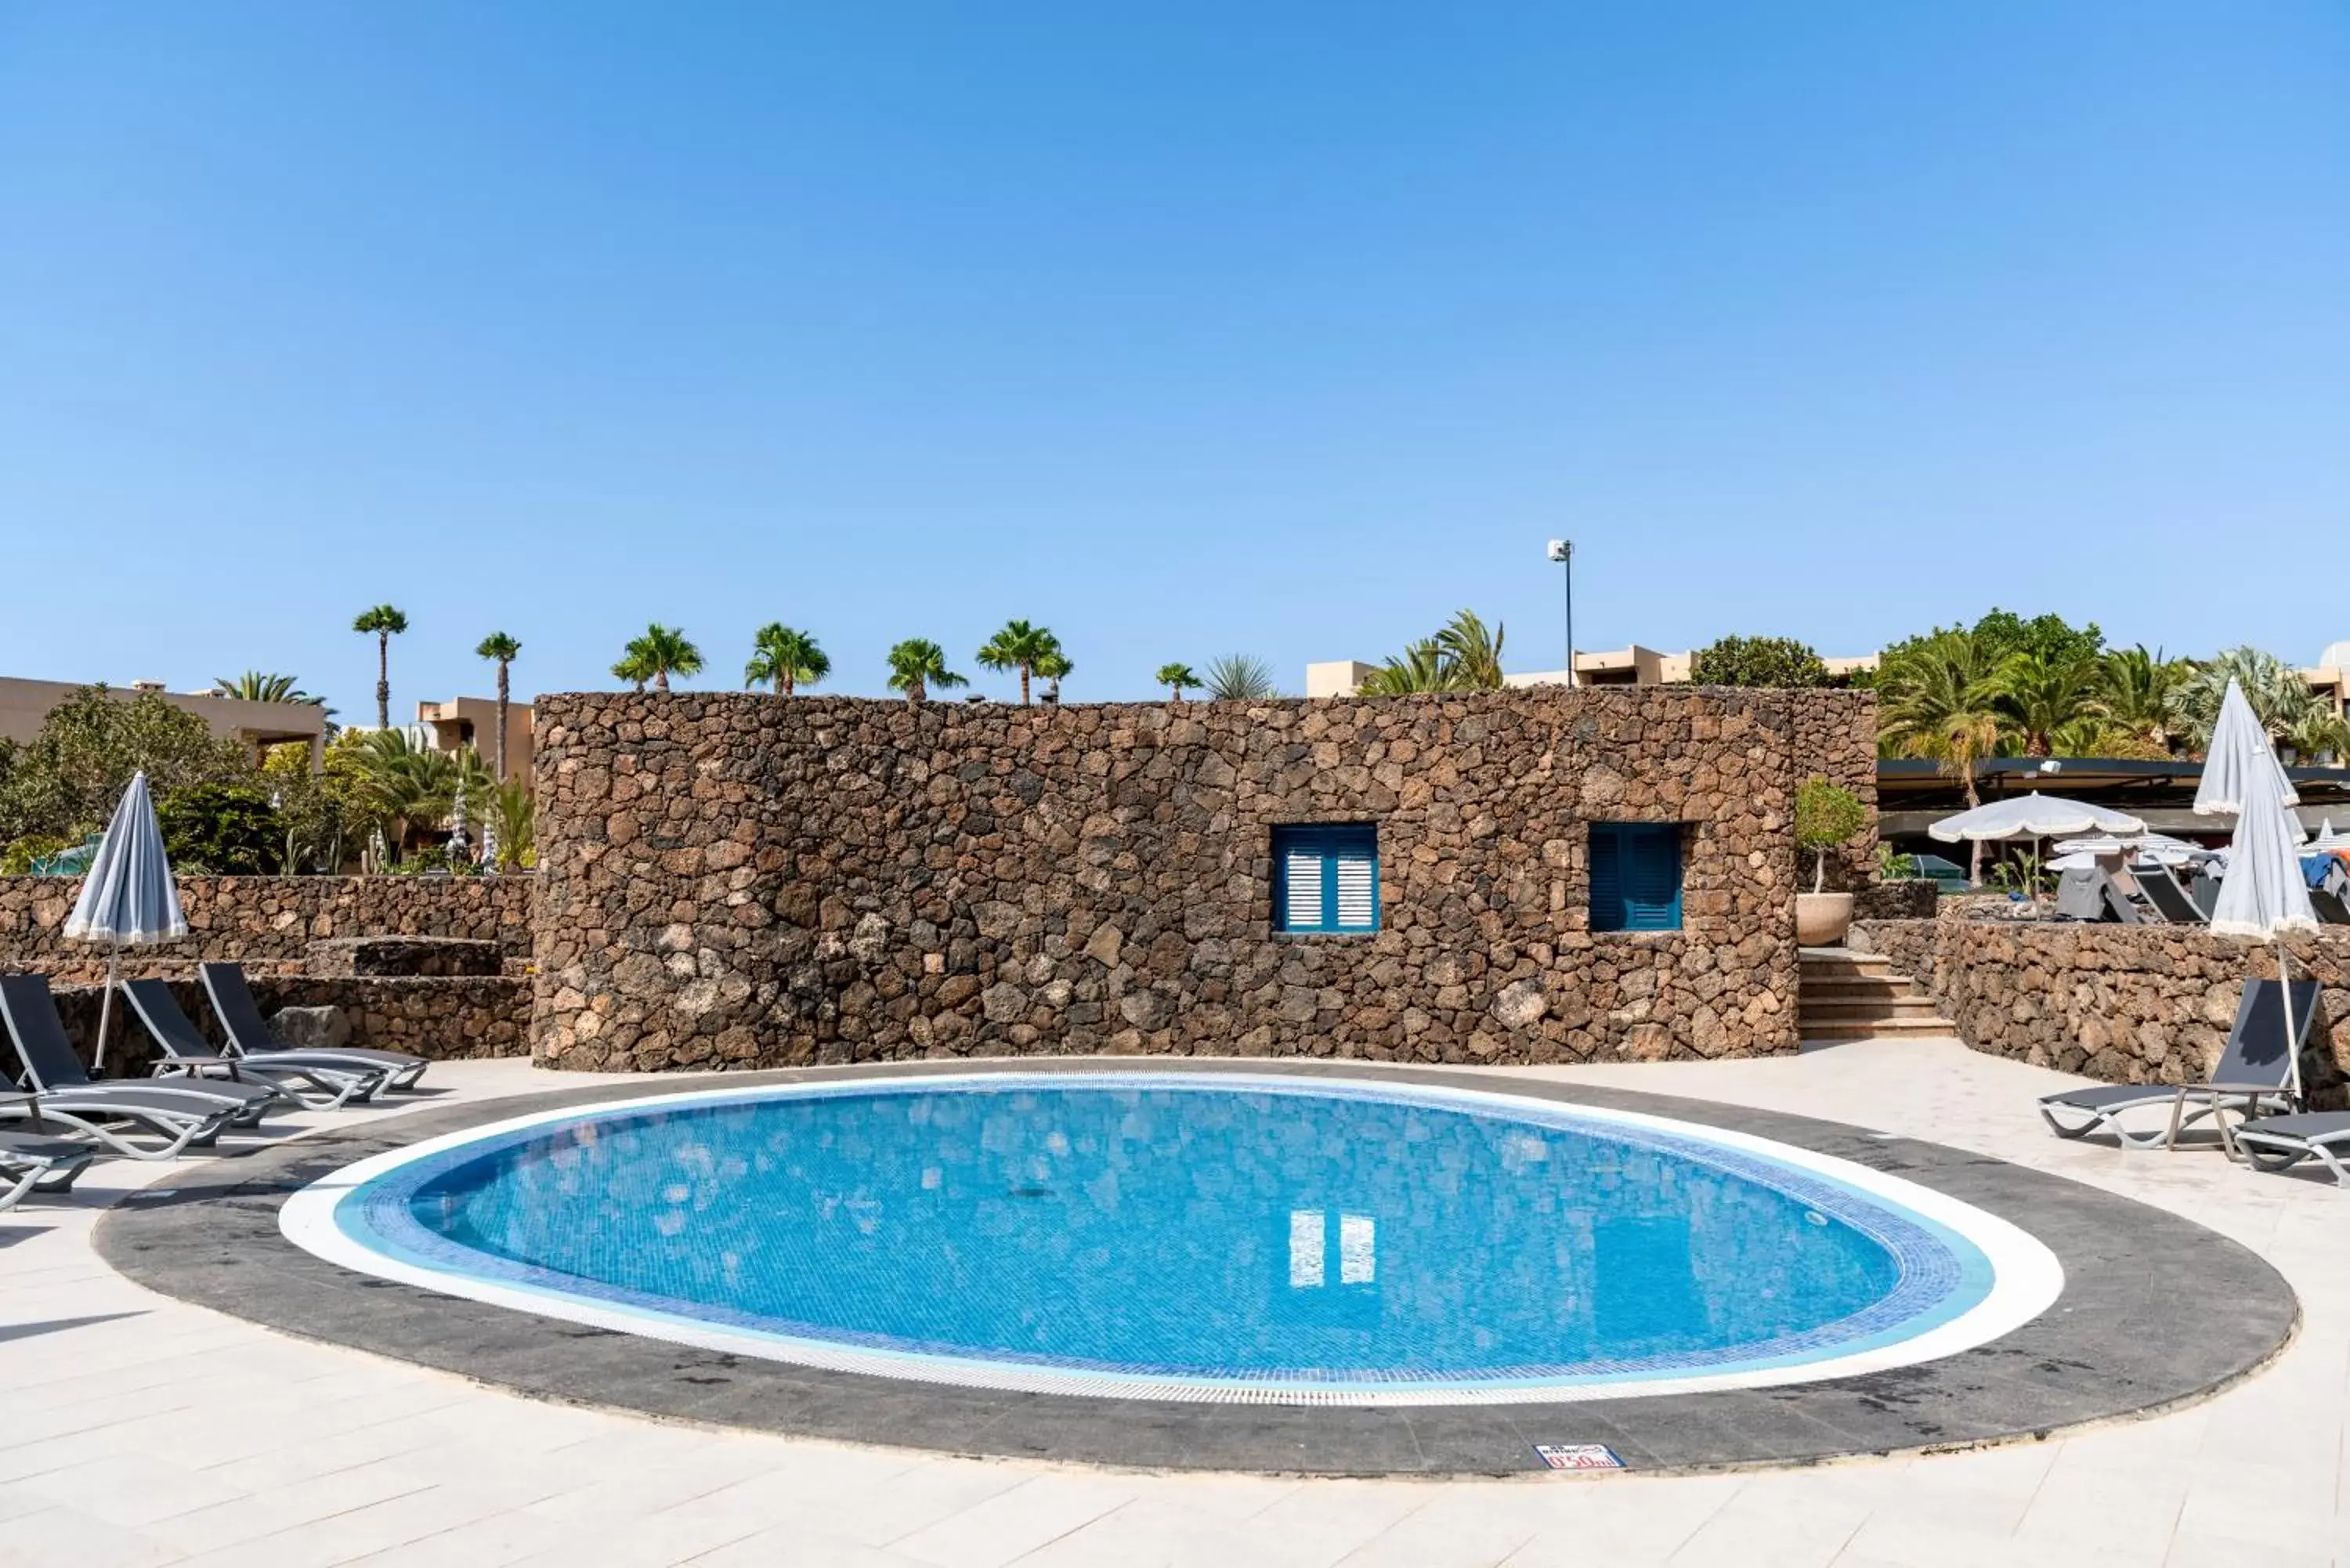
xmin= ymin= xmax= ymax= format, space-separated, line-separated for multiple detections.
xmin=95 ymin=1059 xmax=2298 ymax=1477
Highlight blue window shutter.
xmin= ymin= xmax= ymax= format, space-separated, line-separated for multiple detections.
xmin=1622 ymin=825 xmax=1682 ymax=930
xmin=1274 ymin=825 xmax=1379 ymax=934
xmin=1591 ymin=823 xmax=1681 ymax=932
xmin=1590 ymin=826 xmax=1625 ymax=931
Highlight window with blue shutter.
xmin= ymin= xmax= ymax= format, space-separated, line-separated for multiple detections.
xmin=1273 ymin=825 xmax=1379 ymax=934
xmin=1589 ymin=823 xmax=1683 ymax=932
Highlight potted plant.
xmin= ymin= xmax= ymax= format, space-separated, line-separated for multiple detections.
xmin=1795 ymin=777 xmax=1868 ymax=946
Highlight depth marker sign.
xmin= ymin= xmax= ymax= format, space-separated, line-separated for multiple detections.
xmin=1534 ymin=1443 xmax=1625 ymax=1472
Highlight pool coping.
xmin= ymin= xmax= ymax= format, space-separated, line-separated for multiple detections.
xmin=95 ymin=1059 xmax=2300 ymax=1477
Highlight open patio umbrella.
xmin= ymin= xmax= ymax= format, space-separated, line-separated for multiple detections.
xmin=2196 ymin=679 xmax=2318 ymax=1097
xmin=1929 ymin=792 xmax=2147 ymax=905
xmin=2051 ymin=831 xmax=2210 ymax=866
xmin=2308 ymin=818 xmax=2350 ymax=853
xmin=62 ymin=771 xmax=186 ymax=1075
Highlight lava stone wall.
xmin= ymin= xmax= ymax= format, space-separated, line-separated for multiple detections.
xmin=0 ymin=875 xmax=533 ymax=984
xmin=1850 ymin=917 xmax=2350 ymax=1105
xmin=51 ymin=975 xmax=530 ymax=1074
xmin=531 ymin=688 xmax=1875 ymax=1072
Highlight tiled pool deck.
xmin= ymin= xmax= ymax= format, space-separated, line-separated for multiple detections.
xmin=4 ymin=1041 xmax=2345 ymax=1567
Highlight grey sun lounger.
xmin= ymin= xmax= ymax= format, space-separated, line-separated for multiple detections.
xmin=125 ymin=979 xmax=383 ymax=1110
xmin=0 ymin=977 xmax=248 ymax=1159
xmin=201 ymin=963 xmax=428 ymax=1092
xmin=0 ymin=1100 xmax=96 ymax=1210
xmin=2133 ymin=864 xmax=2207 ymax=925
xmin=2055 ymin=868 xmax=2144 ymax=924
xmin=2038 ymin=977 xmax=2320 ymax=1151
xmin=2232 ymin=1112 xmax=2350 ymax=1187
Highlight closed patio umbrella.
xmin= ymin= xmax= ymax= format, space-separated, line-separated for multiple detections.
xmin=2196 ymin=680 xmax=2319 ymax=1097
xmin=63 ymin=772 xmax=186 ymax=1074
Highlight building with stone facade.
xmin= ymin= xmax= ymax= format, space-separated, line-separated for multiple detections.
xmin=527 ymin=685 xmax=1877 ymax=1074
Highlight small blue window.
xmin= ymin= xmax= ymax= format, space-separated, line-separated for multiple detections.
xmin=1589 ymin=823 xmax=1683 ymax=932
xmin=1274 ymin=825 xmax=1379 ymax=934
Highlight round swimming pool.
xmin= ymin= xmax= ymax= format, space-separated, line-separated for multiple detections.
xmin=281 ymin=1074 xmax=2063 ymax=1405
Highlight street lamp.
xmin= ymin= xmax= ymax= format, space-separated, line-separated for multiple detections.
xmin=1546 ymin=539 xmax=1574 ymax=687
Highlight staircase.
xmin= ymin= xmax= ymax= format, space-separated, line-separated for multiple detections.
xmin=1798 ymin=949 xmax=1958 ymax=1042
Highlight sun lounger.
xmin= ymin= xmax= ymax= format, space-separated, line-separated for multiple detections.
xmin=2232 ymin=1112 xmax=2350 ymax=1187
xmin=2038 ymin=977 xmax=2319 ymax=1150
xmin=0 ymin=1100 xmax=96 ymax=1210
xmin=0 ymin=977 xmax=248 ymax=1159
xmin=201 ymin=963 xmax=428 ymax=1092
xmin=2189 ymin=869 xmax=2222 ymax=920
xmin=2056 ymin=868 xmax=2143 ymax=924
xmin=125 ymin=980 xmax=382 ymax=1110
xmin=2133 ymin=863 xmax=2207 ymax=925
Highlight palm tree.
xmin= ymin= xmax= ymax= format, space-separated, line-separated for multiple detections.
xmin=1878 ymin=630 xmax=2013 ymax=882
xmin=2100 ymin=645 xmax=2193 ymax=752
xmin=2178 ymin=646 xmax=2341 ymax=756
xmin=624 ymin=624 xmax=703 ymax=692
xmin=213 ymin=671 xmax=324 ymax=706
xmin=975 ymin=620 xmax=1056 ymax=704
xmin=886 ymin=639 xmax=966 ymax=703
xmin=1203 ymin=653 xmax=1280 ymax=701
xmin=1985 ymin=648 xmax=2106 ymax=758
xmin=474 ymin=633 xmax=522 ymax=781
xmin=352 ymin=605 xmax=408 ymax=729
xmin=1156 ymin=663 xmax=1202 ymax=701
xmin=744 ymin=623 xmax=830 ymax=695
xmin=1034 ymin=645 xmax=1072 ymax=703
xmin=1358 ymin=640 xmax=1461 ymax=695
xmin=487 ymin=776 xmax=535 ymax=870
xmin=1434 ymin=609 xmax=1508 ymax=690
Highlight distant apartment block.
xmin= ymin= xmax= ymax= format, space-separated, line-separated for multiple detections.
xmin=0 ymin=677 xmax=327 ymax=768
xmin=418 ymin=696 xmax=535 ymax=781
xmin=1307 ymin=645 xmax=1878 ymax=697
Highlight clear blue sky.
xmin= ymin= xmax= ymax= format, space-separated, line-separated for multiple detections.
xmin=2 ymin=4 xmax=2345 ymax=713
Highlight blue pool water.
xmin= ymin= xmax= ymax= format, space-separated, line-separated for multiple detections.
xmin=334 ymin=1078 xmax=1996 ymax=1393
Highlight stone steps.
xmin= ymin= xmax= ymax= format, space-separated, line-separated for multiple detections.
xmin=1798 ymin=948 xmax=1958 ymax=1042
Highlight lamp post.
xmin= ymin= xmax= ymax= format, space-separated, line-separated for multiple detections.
xmin=1546 ymin=539 xmax=1574 ymax=687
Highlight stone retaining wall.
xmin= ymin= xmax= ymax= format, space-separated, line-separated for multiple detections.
xmin=531 ymin=688 xmax=1877 ymax=1072
xmin=52 ymin=975 xmax=530 ymax=1075
xmin=0 ymin=876 xmax=533 ymax=984
xmin=1850 ymin=917 xmax=2350 ymax=1104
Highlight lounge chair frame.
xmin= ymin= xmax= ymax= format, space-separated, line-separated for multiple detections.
xmin=2038 ymin=977 xmax=2319 ymax=1151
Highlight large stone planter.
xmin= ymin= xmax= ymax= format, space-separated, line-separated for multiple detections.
xmin=1795 ymin=892 xmax=1855 ymax=948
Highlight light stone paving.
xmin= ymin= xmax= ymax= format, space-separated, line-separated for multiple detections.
xmin=0 ymin=1042 xmax=2342 ymax=1568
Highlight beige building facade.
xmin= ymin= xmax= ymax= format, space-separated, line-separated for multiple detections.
xmin=0 ymin=677 xmax=328 ymax=768
xmin=418 ymin=695 xmax=535 ymax=781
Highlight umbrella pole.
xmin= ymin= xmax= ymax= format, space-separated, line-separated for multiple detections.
xmin=94 ymin=938 xmax=119 ymax=1079
xmin=2280 ymin=935 xmax=2303 ymax=1105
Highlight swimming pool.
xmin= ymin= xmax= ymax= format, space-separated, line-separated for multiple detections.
xmin=282 ymin=1074 xmax=2063 ymax=1405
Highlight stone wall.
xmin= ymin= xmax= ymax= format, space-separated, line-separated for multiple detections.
xmin=531 ymin=688 xmax=1877 ymax=1072
xmin=1853 ymin=880 xmax=1937 ymax=922
xmin=52 ymin=974 xmax=530 ymax=1075
xmin=1850 ymin=917 xmax=2350 ymax=1104
xmin=1788 ymin=685 xmax=1880 ymax=895
xmin=0 ymin=876 xmax=533 ymax=984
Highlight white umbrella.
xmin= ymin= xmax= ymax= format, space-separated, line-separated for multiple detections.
xmin=1930 ymin=793 xmax=2147 ymax=906
xmin=2308 ymin=818 xmax=2350 ymax=852
xmin=2051 ymin=831 xmax=2210 ymax=866
xmin=1929 ymin=793 xmax=2148 ymax=842
xmin=2196 ymin=679 xmax=2319 ymax=1097
xmin=63 ymin=772 xmax=187 ymax=1074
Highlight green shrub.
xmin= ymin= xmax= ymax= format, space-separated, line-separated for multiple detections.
xmin=1690 ymin=635 xmax=1828 ymax=688
xmin=1795 ymin=777 xmax=1868 ymax=894
xmin=156 ymin=782 xmax=281 ymax=875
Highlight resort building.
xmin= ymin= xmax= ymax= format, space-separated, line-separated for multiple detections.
xmin=0 ymin=675 xmax=328 ymax=768
xmin=1307 ymin=645 xmax=1878 ymax=696
xmin=417 ymin=695 xmax=535 ymax=779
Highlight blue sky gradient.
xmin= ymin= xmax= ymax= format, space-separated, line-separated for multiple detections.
xmin=2 ymin=4 xmax=2345 ymax=713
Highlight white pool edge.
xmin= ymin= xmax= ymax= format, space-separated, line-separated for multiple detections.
xmin=278 ymin=1072 xmax=2066 ymax=1407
